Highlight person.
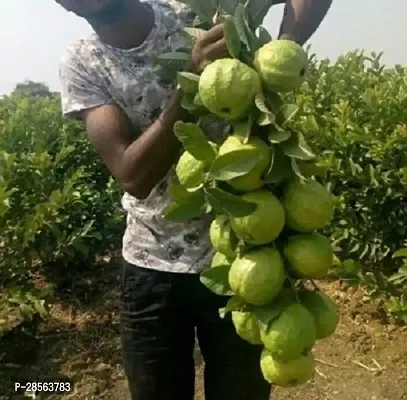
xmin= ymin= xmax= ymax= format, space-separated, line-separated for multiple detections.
xmin=56 ymin=0 xmax=332 ymax=398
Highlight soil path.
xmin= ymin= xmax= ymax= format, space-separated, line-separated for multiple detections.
xmin=1 ymin=261 xmax=406 ymax=400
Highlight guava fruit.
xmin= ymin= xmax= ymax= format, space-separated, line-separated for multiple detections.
xmin=229 ymin=190 xmax=285 ymax=245
xmin=232 ymin=310 xmax=262 ymax=345
xmin=199 ymin=58 xmax=261 ymax=120
xmin=260 ymin=303 xmax=316 ymax=362
xmin=228 ymin=247 xmax=285 ymax=306
xmin=261 ymin=349 xmax=314 ymax=387
xmin=211 ymin=252 xmax=234 ymax=268
xmin=209 ymin=215 xmax=238 ymax=258
xmin=254 ymin=40 xmax=308 ymax=93
xmin=218 ymin=135 xmax=271 ymax=192
xmin=175 ymin=142 xmax=217 ymax=188
xmin=300 ymin=290 xmax=339 ymax=339
xmin=281 ymin=179 xmax=335 ymax=232
xmin=283 ymin=232 xmax=333 ymax=278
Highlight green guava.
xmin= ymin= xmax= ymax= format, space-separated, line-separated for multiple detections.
xmin=232 ymin=310 xmax=262 ymax=345
xmin=229 ymin=190 xmax=285 ymax=245
xmin=211 ymin=252 xmax=234 ymax=268
xmin=175 ymin=142 xmax=218 ymax=188
xmin=228 ymin=247 xmax=285 ymax=306
xmin=283 ymin=233 xmax=333 ymax=278
xmin=281 ymin=179 xmax=335 ymax=232
xmin=254 ymin=39 xmax=308 ymax=93
xmin=218 ymin=135 xmax=271 ymax=192
xmin=260 ymin=349 xmax=314 ymax=387
xmin=300 ymin=290 xmax=339 ymax=339
xmin=209 ymin=215 xmax=238 ymax=258
xmin=199 ymin=59 xmax=262 ymax=120
xmin=260 ymin=303 xmax=316 ymax=362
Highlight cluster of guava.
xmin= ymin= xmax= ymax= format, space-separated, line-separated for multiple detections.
xmin=174 ymin=40 xmax=340 ymax=388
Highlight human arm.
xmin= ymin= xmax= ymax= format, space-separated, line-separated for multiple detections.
xmin=59 ymin=25 xmax=227 ymax=200
xmin=83 ymin=91 xmax=184 ymax=200
xmin=278 ymin=0 xmax=333 ymax=45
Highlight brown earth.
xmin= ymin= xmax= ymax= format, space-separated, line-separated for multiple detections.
xmin=1 ymin=258 xmax=407 ymax=400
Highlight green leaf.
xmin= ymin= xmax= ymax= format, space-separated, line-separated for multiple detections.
xmin=19 ymin=303 xmax=34 ymax=321
xmin=255 ymin=92 xmax=272 ymax=114
xmin=264 ymin=91 xmax=284 ymax=113
xmin=200 ymin=265 xmax=234 ymax=296
xmin=33 ymin=299 xmax=48 ymax=317
xmin=255 ymin=92 xmax=276 ymax=126
xmin=247 ymin=0 xmax=275 ymax=29
xmin=181 ymin=93 xmax=199 ymax=111
xmin=219 ymin=295 xmax=246 ymax=318
xmin=268 ymin=127 xmax=291 ymax=143
xmin=291 ymin=158 xmax=307 ymax=181
xmin=187 ymin=0 xmax=219 ymax=23
xmin=258 ymin=112 xmax=275 ymax=126
xmin=304 ymin=114 xmax=320 ymax=135
xmin=194 ymin=93 xmax=205 ymax=107
xmin=205 ymin=187 xmax=257 ymax=217
xmin=232 ymin=117 xmax=253 ymax=144
xmin=264 ymin=146 xmax=294 ymax=184
xmin=240 ymin=46 xmax=255 ymax=66
xmin=399 ymin=265 xmax=407 ymax=277
xmin=297 ymin=159 xmax=329 ymax=178
xmin=210 ymin=149 xmax=264 ymax=181
xmin=393 ymin=249 xmax=407 ymax=258
xmin=177 ymin=72 xmax=200 ymax=93
xmin=400 ymin=167 xmax=407 ymax=185
xmin=154 ymin=65 xmax=175 ymax=82
xmin=341 ymin=259 xmax=361 ymax=276
xmin=234 ymin=4 xmax=250 ymax=48
xmin=174 ymin=121 xmax=217 ymax=163
xmin=163 ymin=189 xmax=206 ymax=222
xmin=254 ymin=302 xmax=286 ymax=332
xmin=156 ymin=52 xmax=189 ymax=72
xmin=257 ymin=26 xmax=272 ymax=47
xmin=169 ymin=181 xmax=190 ymax=201
xmin=276 ymin=104 xmax=300 ymax=126
xmin=183 ymin=27 xmax=207 ymax=44
xmin=219 ymin=0 xmax=245 ymax=15
xmin=224 ymin=16 xmax=242 ymax=59
xmin=281 ymin=131 xmax=316 ymax=160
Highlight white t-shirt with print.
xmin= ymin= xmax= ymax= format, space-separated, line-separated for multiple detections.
xmin=59 ymin=0 xmax=224 ymax=274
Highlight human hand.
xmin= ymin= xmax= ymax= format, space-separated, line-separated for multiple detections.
xmin=188 ymin=24 xmax=228 ymax=73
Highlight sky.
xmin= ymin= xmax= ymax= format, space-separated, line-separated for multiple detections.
xmin=0 ymin=0 xmax=404 ymax=95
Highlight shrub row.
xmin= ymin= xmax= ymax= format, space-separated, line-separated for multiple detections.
xmin=0 ymin=94 xmax=124 ymax=328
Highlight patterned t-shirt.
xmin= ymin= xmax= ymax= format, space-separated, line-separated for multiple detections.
xmin=59 ymin=0 xmax=225 ymax=274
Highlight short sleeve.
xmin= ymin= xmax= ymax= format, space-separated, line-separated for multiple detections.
xmin=59 ymin=44 xmax=114 ymax=120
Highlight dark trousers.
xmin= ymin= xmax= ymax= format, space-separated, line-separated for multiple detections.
xmin=119 ymin=260 xmax=271 ymax=400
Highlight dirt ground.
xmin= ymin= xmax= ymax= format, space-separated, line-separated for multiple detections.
xmin=1 ymin=258 xmax=407 ymax=400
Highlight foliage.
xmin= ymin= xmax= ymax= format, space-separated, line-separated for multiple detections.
xmin=289 ymin=51 xmax=407 ymax=321
xmin=289 ymin=51 xmax=407 ymax=266
xmin=13 ymin=80 xmax=56 ymax=98
xmin=0 ymin=94 xmax=124 ymax=330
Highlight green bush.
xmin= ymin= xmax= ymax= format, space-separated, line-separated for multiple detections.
xmin=291 ymin=51 xmax=407 ymax=265
xmin=0 ymin=94 xmax=124 ymax=328
xmin=287 ymin=51 xmax=407 ymax=321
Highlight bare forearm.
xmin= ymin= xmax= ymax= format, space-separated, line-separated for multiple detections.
xmin=278 ymin=0 xmax=332 ymax=45
xmin=123 ymin=90 xmax=184 ymax=199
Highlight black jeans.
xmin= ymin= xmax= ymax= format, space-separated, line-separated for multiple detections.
xmin=119 ymin=260 xmax=271 ymax=400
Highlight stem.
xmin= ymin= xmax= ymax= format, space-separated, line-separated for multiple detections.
xmin=287 ymin=276 xmax=301 ymax=302
xmin=309 ymin=279 xmax=320 ymax=291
